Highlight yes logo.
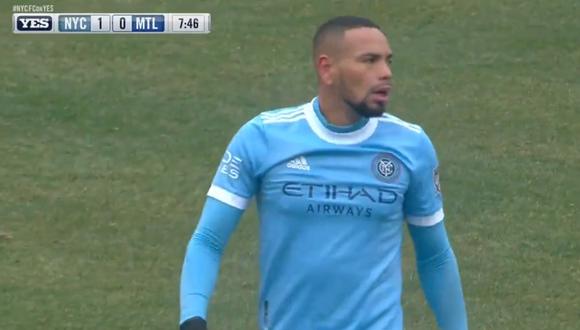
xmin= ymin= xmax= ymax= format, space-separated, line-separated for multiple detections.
xmin=16 ymin=16 xmax=53 ymax=31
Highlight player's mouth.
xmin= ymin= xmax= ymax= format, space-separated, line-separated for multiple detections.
xmin=371 ymin=85 xmax=391 ymax=103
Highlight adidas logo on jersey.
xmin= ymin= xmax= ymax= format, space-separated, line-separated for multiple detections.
xmin=287 ymin=156 xmax=310 ymax=171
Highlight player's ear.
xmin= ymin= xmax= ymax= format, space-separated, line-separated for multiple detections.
xmin=316 ymin=54 xmax=334 ymax=85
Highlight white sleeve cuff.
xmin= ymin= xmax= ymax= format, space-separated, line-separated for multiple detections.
xmin=406 ymin=208 xmax=444 ymax=226
xmin=207 ymin=185 xmax=249 ymax=210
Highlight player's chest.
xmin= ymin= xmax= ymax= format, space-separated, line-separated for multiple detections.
xmin=258 ymin=149 xmax=410 ymax=221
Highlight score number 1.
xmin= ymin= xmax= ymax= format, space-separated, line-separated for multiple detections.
xmin=171 ymin=14 xmax=208 ymax=33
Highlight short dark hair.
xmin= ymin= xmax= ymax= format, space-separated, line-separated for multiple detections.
xmin=313 ymin=16 xmax=383 ymax=56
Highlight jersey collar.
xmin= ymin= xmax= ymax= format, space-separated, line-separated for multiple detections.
xmin=305 ymin=97 xmax=378 ymax=145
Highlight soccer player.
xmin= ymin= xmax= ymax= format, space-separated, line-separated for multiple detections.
xmin=180 ymin=16 xmax=468 ymax=330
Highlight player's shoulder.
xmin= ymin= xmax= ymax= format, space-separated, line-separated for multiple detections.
xmin=376 ymin=113 xmax=436 ymax=151
xmin=377 ymin=112 xmax=423 ymax=134
xmin=235 ymin=101 xmax=309 ymax=138
xmin=257 ymin=102 xmax=308 ymax=126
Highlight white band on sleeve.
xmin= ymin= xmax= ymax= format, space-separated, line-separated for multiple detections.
xmin=406 ymin=208 xmax=445 ymax=226
xmin=207 ymin=185 xmax=249 ymax=210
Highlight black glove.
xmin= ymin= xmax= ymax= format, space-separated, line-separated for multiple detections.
xmin=180 ymin=317 xmax=207 ymax=330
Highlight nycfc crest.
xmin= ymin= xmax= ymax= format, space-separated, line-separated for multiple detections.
xmin=372 ymin=153 xmax=401 ymax=183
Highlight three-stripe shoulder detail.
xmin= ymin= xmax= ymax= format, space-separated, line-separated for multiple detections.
xmin=378 ymin=113 xmax=422 ymax=133
xmin=261 ymin=106 xmax=306 ymax=124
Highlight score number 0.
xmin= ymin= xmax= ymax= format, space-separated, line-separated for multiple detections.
xmin=112 ymin=15 xmax=132 ymax=32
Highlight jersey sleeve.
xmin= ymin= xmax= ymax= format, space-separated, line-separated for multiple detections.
xmin=206 ymin=116 xmax=267 ymax=210
xmin=403 ymin=129 xmax=444 ymax=226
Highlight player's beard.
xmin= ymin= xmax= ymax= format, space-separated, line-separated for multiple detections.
xmin=343 ymin=93 xmax=386 ymax=118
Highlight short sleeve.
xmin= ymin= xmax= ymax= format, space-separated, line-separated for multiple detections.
xmin=403 ymin=130 xmax=444 ymax=226
xmin=207 ymin=116 xmax=267 ymax=210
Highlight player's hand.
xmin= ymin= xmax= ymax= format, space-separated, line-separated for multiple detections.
xmin=180 ymin=317 xmax=207 ymax=330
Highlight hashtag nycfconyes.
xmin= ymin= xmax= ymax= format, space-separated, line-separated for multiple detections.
xmin=12 ymin=4 xmax=54 ymax=13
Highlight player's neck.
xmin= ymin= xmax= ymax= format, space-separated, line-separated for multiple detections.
xmin=317 ymin=94 xmax=367 ymax=127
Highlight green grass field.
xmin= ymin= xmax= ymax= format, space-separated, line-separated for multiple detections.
xmin=1 ymin=1 xmax=579 ymax=329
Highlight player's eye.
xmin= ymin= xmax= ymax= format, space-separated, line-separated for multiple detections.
xmin=363 ymin=57 xmax=377 ymax=63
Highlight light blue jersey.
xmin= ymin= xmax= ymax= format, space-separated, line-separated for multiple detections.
xmin=205 ymin=97 xmax=444 ymax=330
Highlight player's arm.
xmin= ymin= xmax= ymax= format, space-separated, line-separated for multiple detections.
xmin=180 ymin=197 xmax=244 ymax=330
xmin=404 ymin=130 xmax=468 ymax=330
xmin=179 ymin=116 xmax=267 ymax=329
xmin=408 ymin=221 xmax=467 ymax=330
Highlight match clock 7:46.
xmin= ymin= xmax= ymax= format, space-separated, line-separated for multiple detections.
xmin=171 ymin=14 xmax=210 ymax=33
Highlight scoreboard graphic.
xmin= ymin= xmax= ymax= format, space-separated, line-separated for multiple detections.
xmin=13 ymin=13 xmax=211 ymax=34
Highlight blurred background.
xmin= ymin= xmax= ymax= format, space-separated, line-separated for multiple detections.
xmin=0 ymin=0 xmax=578 ymax=329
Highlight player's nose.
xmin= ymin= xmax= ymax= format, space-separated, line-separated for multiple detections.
xmin=379 ymin=62 xmax=392 ymax=81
